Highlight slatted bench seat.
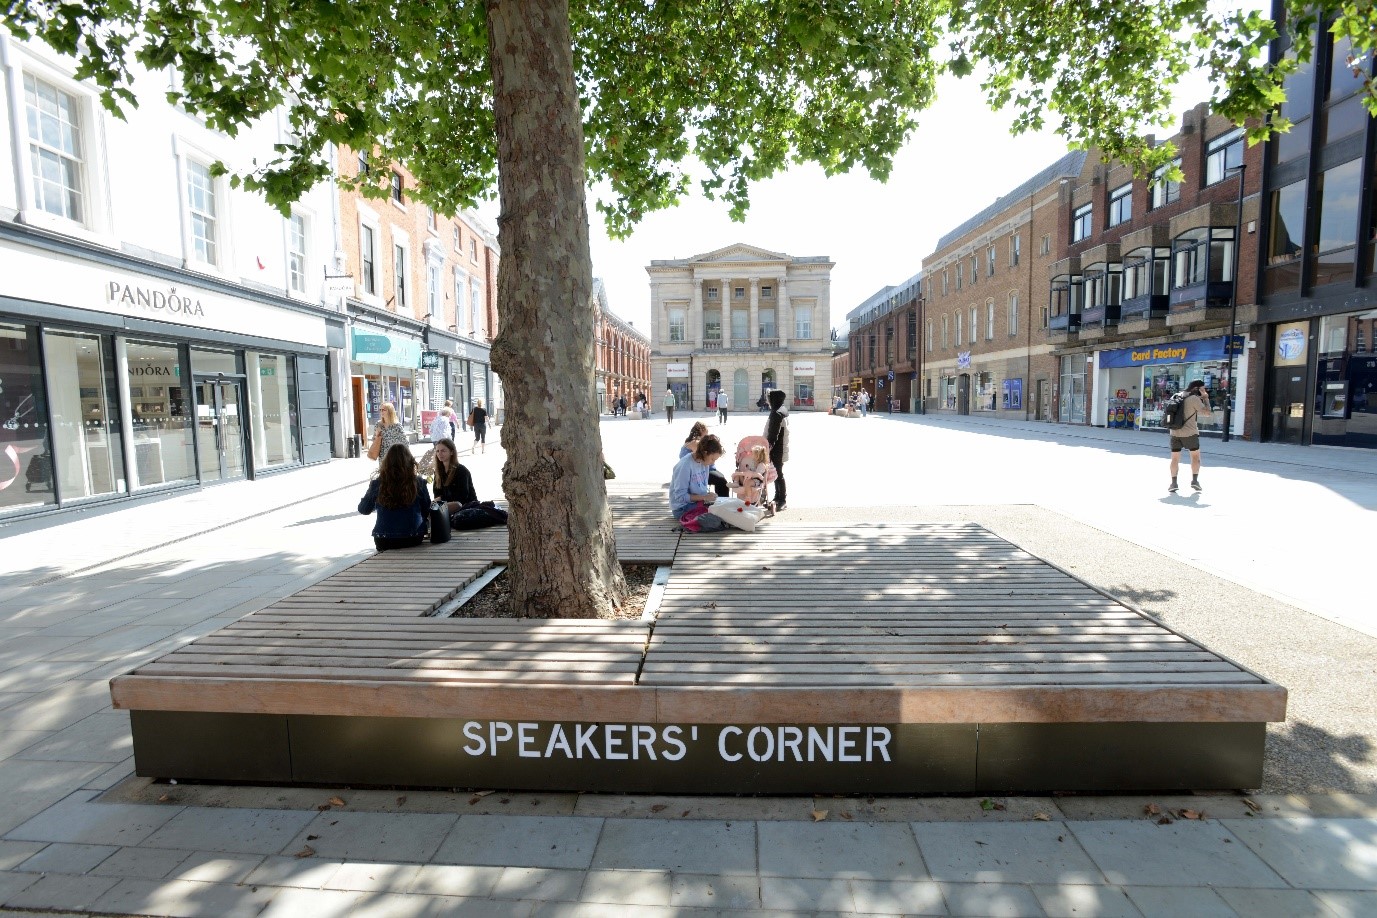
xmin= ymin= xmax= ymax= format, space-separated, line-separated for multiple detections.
xmin=111 ymin=518 xmax=1286 ymax=794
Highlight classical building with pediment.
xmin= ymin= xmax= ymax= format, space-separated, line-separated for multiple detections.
xmin=646 ymin=243 xmax=834 ymax=412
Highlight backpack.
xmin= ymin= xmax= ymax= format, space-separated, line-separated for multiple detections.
xmin=1162 ymin=391 xmax=1190 ymax=430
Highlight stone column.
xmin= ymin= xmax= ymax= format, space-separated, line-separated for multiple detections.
xmin=691 ymin=271 xmax=703 ymax=349
xmin=749 ymin=277 xmax=760 ymax=348
xmin=777 ymin=277 xmax=790 ymax=348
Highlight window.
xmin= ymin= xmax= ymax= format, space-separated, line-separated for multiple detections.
xmin=453 ymin=268 xmax=468 ymax=331
xmin=794 ymin=307 xmax=812 ymax=339
xmin=969 ymin=306 xmax=978 ymax=344
xmin=1150 ymin=159 xmax=1182 ymax=209
xmin=1008 ymin=293 xmax=1019 ymax=336
xmin=390 ymin=171 xmax=405 ymax=204
xmin=453 ymin=226 xmax=461 ymax=252
xmin=706 ymin=286 xmax=719 ymax=300
xmin=941 ymin=271 xmax=949 ymax=296
xmin=1267 ymin=179 xmax=1307 ymax=263
xmin=926 ymin=319 xmax=933 ymax=352
xmin=986 ymin=302 xmax=995 ymax=339
xmin=704 ymin=310 xmax=722 ymax=341
xmin=1011 ymin=234 xmax=1021 ymax=266
xmin=1083 ymin=262 xmax=1125 ymax=307
xmin=1108 ymin=183 xmax=1133 ymax=227
xmin=1205 ymin=128 xmax=1245 ymax=186
xmin=186 ymin=160 xmax=218 ymax=264
xmin=969 ymin=254 xmax=979 ymax=284
xmin=1172 ymin=229 xmax=1236 ymax=291
xmin=987 ymin=244 xmax=996 ymax=277
xmin=426 ymin=206 xmax=437 ymax=231
xmin=427 ymin=262 xmax=441 ymax=318
xmin=734 ymin=286 xmax=745 ymax=299
xmin=470 ymin=278 xmax=483 ymax=336
xmin=955 ymin=263 xmax=963 ymax=290
xmin=287 ymin=214 xmax=307 ymax=294
xmin=1040 ymin=305 xmax=1049 ymax=328
xmin=1071 ymin=203 xmax=1093 ymax=242
xmin=470 ymin=238 xmax=478 ymax=261
xmin=23 ymin=74 xmax=85 ymax=222
xmin=669 ymin=308 xmax=686 ymax=342
xmin=955 ymin=311 xmax=963 ymax=345
xmin=1123 ymin=247 xmax=1170 ymax=299
xmin=1040 ymin=234 xmax=1051 ymax=256
xmin=906 ymin=312 xmax=916 ymax=356
xmin=357 ymin=150 xmax=369 ymax=175
xmin=246 ymin=352 xmax=300 ymax=467
xmin=761 ymin=285 xmax=773 ymax=298
xmin=360 ymin=224 xmax=377 ymax=294
xmin=942 ymin=315 xmax=949 ymax=349
xmin=393 ymin=243 xmax=408 ymax=308
xmin=732 ymin=309 xmax=748 ymax=341
xmin=759 ymin=308 xmax=776 ymax=339
xmin=1312 ymin=158 xmax=1362 ymax=287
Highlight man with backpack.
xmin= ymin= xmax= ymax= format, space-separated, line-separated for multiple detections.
xmin=1164 ymin=379 xmax=1214 ymax=493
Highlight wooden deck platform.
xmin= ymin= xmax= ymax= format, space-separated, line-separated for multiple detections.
xmin=111 ymin=511 xmax=1286 ymax=794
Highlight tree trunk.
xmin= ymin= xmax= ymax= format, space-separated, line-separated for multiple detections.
xmin=485 ymin=0 xmax=626 ymax=618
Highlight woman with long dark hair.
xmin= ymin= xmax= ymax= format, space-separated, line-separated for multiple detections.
xmin=431 ymin=438 xmax=477 ymax=513
xmin=358 ymin=443 xmax=431 ymax=551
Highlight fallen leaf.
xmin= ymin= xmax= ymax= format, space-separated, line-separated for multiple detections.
xmin=650 ymin=804 xmax=668 ymax=813
xmin=811 ymin=809 xmax=828 ymax=822
xmin=979 ymin=798 xmax=1006 ymax=812
xmin=293 ymin=845 xmax=315 ymax=859
xmin=157 ymin=794 xmax=170 ymax=803
xmin=467 ymin=796 xmax=482 ymax=806
xmin=316 ymin=804 xmax=331 ymax=811
xmin=396 ymin=796 xmax=408 ymax=806
xmin=1157 ymin=816 xmax=1174 ymax=825
xmin=472 ymin=790 xmax=495 ymax=798
xmin=327 ymin=796 xmax=346 ymax=808
xmin=1242 ymin=798 xmax=1261 ymax=812
xmin=500 ymin=798 xmax=510 ymax=804
xmin=840 ymin=811 xmax=853 ymax=821
xmin=681 ymin=810 xmax=690 ymax=817
xmin=306 ymin=834 xmax=320 ymax=841
xmin=1179 ymin=809 xmax=1203 ymax=820
xmin=1144 ymin=803 xmax=1162 ymax=816
xmin=1033 ymin=812 xmax=1051 ymax=821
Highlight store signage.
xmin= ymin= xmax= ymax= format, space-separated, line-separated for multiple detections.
xmin=106 ymin=282 xmax=206 ymax=318
xmin=1277 ymin=328 xmax=1306 ymax=360
xmin=957 ymin=351 xmax=971 ymax=369
xmin=421 ymin=350 xmax=442 ymax=370
xmin=322 ymin=275 xmax=355 ymax=297
xmin=351 ymin=328 xmax=423 ymax=369
xmin=1100 ymin=336 xmax=1239 ymax=369
xmin=791 ymin=360 xmax=816 ymax=375
xmin=665 ymin=363 xmax=689 ymax=378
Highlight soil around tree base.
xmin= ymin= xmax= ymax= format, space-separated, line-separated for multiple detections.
xmin=452 ymin=562 xmax=657 ymax=619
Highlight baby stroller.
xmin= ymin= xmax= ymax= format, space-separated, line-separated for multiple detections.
xmin=731 ymin=435 xmax=778 ymax=512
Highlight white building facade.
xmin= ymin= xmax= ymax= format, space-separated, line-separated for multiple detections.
xmin=0 ymin=34 xmax=346 ymax=520
xmin=647 ymin=244 xmax=834 ymax=412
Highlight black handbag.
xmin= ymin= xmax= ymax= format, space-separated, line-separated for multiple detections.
xmin=429 ymin=502 xmax=452 ymax=543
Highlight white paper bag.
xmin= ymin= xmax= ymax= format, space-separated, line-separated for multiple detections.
xmin=707 ymin=497 xmax=766 ymax=532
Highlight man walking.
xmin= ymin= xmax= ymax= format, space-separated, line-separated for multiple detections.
xmin=763 ymin=389 xmax=788 ymax=511
xmin=1168 ymin=379 xmax=1214 ymax=493
xmin=663 ymin=387 xmax=676 ymax=424
xmin=717 ymin=390 xmax=729 ymax=424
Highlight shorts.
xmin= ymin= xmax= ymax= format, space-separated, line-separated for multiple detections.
xmin=1169 ymin=434 xmax=1201 ymax=453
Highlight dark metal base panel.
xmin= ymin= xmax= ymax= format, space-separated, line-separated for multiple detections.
xmin=129 ymin=713 xmax=1267 ymax=793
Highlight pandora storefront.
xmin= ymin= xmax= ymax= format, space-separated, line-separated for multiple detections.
xmin=0 ymin=234 xmax=334 ymax=519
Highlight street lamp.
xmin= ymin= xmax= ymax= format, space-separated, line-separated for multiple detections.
xmin=1222 ymin=162 xmax=1246 ymax=443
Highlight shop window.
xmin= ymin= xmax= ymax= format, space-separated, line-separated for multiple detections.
xmin=22 ymin=73 xmax=85 ymax=223
xmin=1204 ymin=128 xmax=1245 ymax=186
xmin=669 ymin=308 xmax=686 ymax=342
xmin=1149 ymin=159 xmax=1182 ymax=209
xmin=1311 ymin=158 xmax=1362 ymax=287
xmin=1072 ymin=203 xmax=1093 ymax=242
xmin=976 ymin=372 xmax=995 ymax=411
xmin=0 ymin=322 xmax=55 ymax=514
xmin=124 ymin=340 xmax=195 ymax=488
xmin=287 ymin=213 xmax=308 ymax=294
xmin=246 ymin=352 xmax=300 ymax=468
xmin=186 ymin=159 xmax=219 ymax=265
xmin=1108 ymin=183 xmax=1133 ymax=227
xmin=795 ymin=307 xmax=811 ymax=339
xmin=42 ymin=330 xmax=125 ymax=500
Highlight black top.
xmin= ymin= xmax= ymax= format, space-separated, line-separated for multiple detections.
xmin=357 ymin=476 xmax=431 ymax=538
xmin=765 ymin=408 xmax=788 ymax=460
xmin=471 ymin=406 xmax=488 ymax=426
xmin=433 ymin=462 xmax=478 ymax=505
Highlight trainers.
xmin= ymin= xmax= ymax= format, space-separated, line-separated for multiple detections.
xmin=1191 ymin=480 xmax=1202 ymax=491
xmin=1168 ymin=481 xmax=1179 ymax=492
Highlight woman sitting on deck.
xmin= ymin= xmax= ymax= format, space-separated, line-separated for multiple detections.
xmin=358 ymin=444 xmax=432 ymax=551
xmin=670 ymin=434 xmax=728 ymax=532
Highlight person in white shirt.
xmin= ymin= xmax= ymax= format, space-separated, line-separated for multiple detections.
xmin=717 ymin=390 xmax=730 ymax=424
xmin=429 ymin=406 xmax=454 ymax=444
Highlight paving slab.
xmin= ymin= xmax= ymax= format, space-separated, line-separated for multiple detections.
xmin=758 ymin=875 xmax=855 ymax=912
xmin=3 ymin=872 xmax=119 ymax=911
xmin=668 ymin=871 xmax=762 ymax=909
xmin=837 ymin=797 xmax=1065 ymax=823
xmin=1032 ymin=883 xmax=1140 ymax=918
xmin=0 ymin=870 xmax=40 ymax=904
xmin=322 ymin=860 xmax=422 ymax=893
xmin=349 ymin=891 xmax=472 ymax=918
xmin=1122 ymin=885 xmax=1236 ymax=917
xmin=1312 ymin=889 xmax=1377 ymax=917
xmin=404 ymin=863 xmax=504 ymax=897
xmin=432 ymin=815 xmax=602 ymax=870
xmin=579 ymin=867 xmax=672 ymax=906
xmin=1222 ymin=816 xmax=1377 ymax=890
xmin=92 ymin=876 xmax=277 ymax=918
xmin=285 ymin=811 xmax=458 ymax=864
xmin=0 ymin=730 xmax=49 ymax=761
xmin=12 ymin=841 xmax=117 ymax=875
xmin=490 ymin=866 xmax=586 ymax=902
xmin=572 ymin=794 xmax=807 ymax=821
xmin=757 ymin=821 xmax=926 ymax=880
xmin=243 ymin=854 xmax=347 ymax=889
xmin=913 ymin=821 xmax=1104 ymax=884
xmin=1068 ymin=819 xmax=1288 ymax=888
xmin=88 ymin=844 xmax=192 ymax=880
xmin=1214 ymin=886 xmax=1337 ymax=916
xmin=0 ymin=840 xmax=46 ymax=870
xmin=4 ymin=788 xmax=180 ymax=847
xmin=939 ymin=881 xmax=1045 ymax=918
xmin=165 ymin=851 xmax=264 ymax=884
xmin=845 ymin=877 xmax=947 ymax=915
xmin=140 ymin=806 xmax=315 ymax=855
xmin=592 ymin=818 xmax=756 ymax=874
xmin=12 ymin=711 xmax=131 ymax=763
xmin=255 ymin=885 xmax=360 ymax=918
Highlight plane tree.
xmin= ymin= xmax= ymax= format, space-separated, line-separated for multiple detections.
xmin=5 ymin=0 xmax=1368 ymax=618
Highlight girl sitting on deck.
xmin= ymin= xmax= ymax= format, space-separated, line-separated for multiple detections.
xmin=358 ymin=443 xmax=431 ymax=551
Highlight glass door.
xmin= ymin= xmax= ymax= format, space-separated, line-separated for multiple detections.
xmin=195 ymin=380 xmax=247 ymax=481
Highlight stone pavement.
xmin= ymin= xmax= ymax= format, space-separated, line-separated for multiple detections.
xmin=0 ymin=414 xmax=1373 ymax=917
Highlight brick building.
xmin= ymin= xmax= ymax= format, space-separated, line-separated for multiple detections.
xmin=336 ymin=148 xmax=501 ymax=442
xmin=647 ymin=244 xmax=833 ymax=412
xmin=844 ymin=271 xmax=922 ymax=412
xmin=831 ymin=331 xmax=852 ymax=403
xmin=593 ymin=278 xmax=651 ymax=413
xmin=1046 ymin=105 xmax=1263 ymax=436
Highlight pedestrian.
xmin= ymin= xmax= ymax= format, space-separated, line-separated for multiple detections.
xmin=763 ymin=389 xmax=788 ymax=511
xmin=429 ymin=406 xmax=453 ymax=444
xmin=663 ymin=387 xmax=676 ymax=424
xmin=717 ymin=389 xmax=729 ymax=424
xmin=444 ymin=399 xmax=459 ymax=438
xmin=367 ymin=402 xmax=408 ymax=465
xmin=358 ymin=443 xmax=431 ymax=551
xmin=669 ymin=433 xmax=729 ymax=532
xmin=756 ymin=394 xmax=768 ymax=412
xmin=1167 ymin=379 xmax=1214 ymax=493
xmin=858 ymin=389 xmax=869 ymax=417
xmin=431 ymin=438 xmax=478 ymax=513
xmin=469 ymin=398 xmax=489 ymax=454
xmin=619 ymin=395 xmax=627 ymax=416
